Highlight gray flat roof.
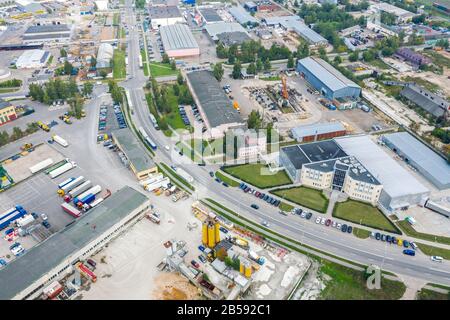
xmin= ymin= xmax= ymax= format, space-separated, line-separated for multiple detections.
xmin=335 ymin=135 xmax=429 ymax=198
xmin=112 ymin=128 xmax=155 ymax=173
xmin=199 ymin=8 xmax=223 ymax=22
xmin=216 ymin=31 xmax=251 ymax=46
xmin=149 ymin=5 xmax=182 ymax=19
xmin=382 ymin=132 xmax=450 ymax=189
xmin=186 ymin=70 xmax=243 ymax=128
xmin=23 ymin=34 xmax=71 ymax=41
xmin=204 ymin=22 xmax=249 ymax=40
xmin=292 ymin=122 xmax=345 ymax=139
xmin=0 ymin=186 xmax=149 ymax=300
xmin=229 ymin=6 xmax=258 ymax=25
xmin=25 ymin=24 xmax=70 ymax=34
xmin=400 ymin=85 xmax=448 ymax=118
xmin=298 ymin=57 xmax=360 ymax=93
xmin=263 ymin=15 xmax=327 ymax=44
xmin=160 ymin=24 xmax=199 ymax=51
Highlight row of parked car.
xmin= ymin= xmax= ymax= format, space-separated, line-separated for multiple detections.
xmin=239 ymin=183 xmax=281 ymax=208
xmin=178 ymin=105 xmax=190 ymax=126
xmin=315 ymin=217 xmax=353 ymax=234
xmin=113 ymin=104 xmax=127 ymax=129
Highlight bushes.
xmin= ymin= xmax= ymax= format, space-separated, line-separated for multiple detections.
xmin=0 ymin=79 xmax=22 ymax=88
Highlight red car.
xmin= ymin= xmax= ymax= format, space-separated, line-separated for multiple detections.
xmin=255 ymin=191 xmax=261 ymax=197
xmin=325 ymin=219 xmax=332 ymax=226
xmin=191 ymin=260 xmax=200 ymax=268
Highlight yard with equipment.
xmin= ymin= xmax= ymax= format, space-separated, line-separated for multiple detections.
xmin=222 ymin=164 xmax=292 ymax=189
xmin=332 ymin=200 xmax=400 ymax=234
xmin=271 ymin=186 xmax=329 ymax=213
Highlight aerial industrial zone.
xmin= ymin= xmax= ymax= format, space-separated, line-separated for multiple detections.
xmin=0 ymin=0 xmax=449 ymax=303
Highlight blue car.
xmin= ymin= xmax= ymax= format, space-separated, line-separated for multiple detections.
xmin=0 ymin=259 xmax=7 ymax=267
xmin=403 ymin=249 xmax=415 ymax=256
xmin=198 ymin=245 xmax=205 ymax=252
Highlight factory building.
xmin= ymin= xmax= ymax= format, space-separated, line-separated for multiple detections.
xmin=395 ymin=48 xmax=431 ymax=67
xmin=159 ymin=23 xmax=199 ymax=58
xmin=15 ymin=49 xmax=49 ymax=69
xmin=382 ymin=132 xmax=450 ymax=190
xmin=197 ymin=8 xmax=223 ymax=24
xmin=23 ymin=24 xmax=72 ymax=44
xmin=111 ymin=128 xmax=158 ymax=180
xmin=186 ymin=70 xmax=245 ymax=139
xmin=297 ymin=57 xmax=361 ymax=100
xmin=148 ymin=5 xmax=184 ymax=29
xmin=204 ymin=22 xmax=251 ymax=45
xmin=335 ymin=135 xmax=430 ymax=211
xmin=228 ymin=5 xmax=258 ymax=25
xmin=372 ymin=2 xmax=417 ymax=23
xmin=291 ymin=122 xmax=346 ymax=143
xmin=0 ymin=186 xmax=151 ymax=300
xmin=96 ymin=43 xmax=114 ymax=69
xmin=0 ymin=100 xmax=17 ymax=126
xmin=262 ymin=16 xmax=328 ymax=46
xmin=400 ymin=84 xmax=449 ymax=119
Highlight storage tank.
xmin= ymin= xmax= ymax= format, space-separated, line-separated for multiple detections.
xmin=244 ymin=262 xmax=252 ymax=278
xmin=202 ymin=222 xmax=208 ymax=246
xmin=239 ymin=260 xmax=244 ymax=274
xmin=214 ymin=222 xmax=220 ymax=245
xmin=207 ymin=222 xmax=215 ymax=248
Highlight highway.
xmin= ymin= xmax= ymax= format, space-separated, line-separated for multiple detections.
xmin=120 ymin=0 xmax=450 ymax=287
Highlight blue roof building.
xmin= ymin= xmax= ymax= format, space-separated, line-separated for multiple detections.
xmin=297 ymin=57 xmax=361 ymax=100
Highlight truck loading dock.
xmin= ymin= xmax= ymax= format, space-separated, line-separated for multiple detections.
xmin=0 ymin=186 xmax=151 ymax=300
xmin=111 ymin=128 xmax=158 ymax=180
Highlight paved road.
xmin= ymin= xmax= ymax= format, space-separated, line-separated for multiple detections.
xmin=121 ymin=0 xmax=450 ymax=287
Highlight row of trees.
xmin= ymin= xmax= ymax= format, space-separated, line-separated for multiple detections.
xmin=108 ymin=80 xmax=123 ymax=105
xmin=217 ymin=40 xmax=291 ymax=64
xmin=0 ymin=79 xmax=22 ymax=88
xmin=432 ymin=128 xmax=450 ymax=144
xmin=0 ymin=123 xmax=40 ymax=148
xmin=29 ymin=79 xmax=79 ymax=105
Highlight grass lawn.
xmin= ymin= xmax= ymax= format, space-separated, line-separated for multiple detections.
xmin=0 ymin=87 xmax=20 ymax=93
xmin=423 ymin=50 xmax=450 ymax=69
xmin=368 ymin=59 xmax=391 ymax=70
xmin=223 ymin=164 xmax=292 ymax=189
xmin=113 ymin=49 xmax=126 ymax=79
xmin=333 ymin=200 xmax=400 ymax=234
xmin=416 ymin=242 xmax=450 ymax=260
xmin=271 ymin=186 xmax=329 ymax=213
xmin=120 ymin=27 xmax=126 ymax=39
xmin=279 ymin=202 xmax=294 ymax=212
xmin=319 ymin=261 xmax=406 ymax=300
xmin=397 ymin=220 xmax=450 ymax=245
xmin=260 ymin=76 xmax=281 ymax=81
xmin=353 ymin=227 xmax=371 ymax=239
xmin=149 ymin=62 xmax=178 ymax=78
xmin=215 ymin=171 xmax=239 ymax=187
xmin=417 ymin=288 xmax=449 ymax=300
xmin=164 ymin=85 xmax=188 ymax=130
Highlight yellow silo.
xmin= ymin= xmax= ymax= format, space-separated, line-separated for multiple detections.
xmin=244 ymin=262 xmax=252 ymax=278
xmin=214 ymin=222 xmax=220 ymax=245
xmin=202 ymin=223 xmax=208 ymax=246
xmin=207 ymin=223 xmax=216 ymax=248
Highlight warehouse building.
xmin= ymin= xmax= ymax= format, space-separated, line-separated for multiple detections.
xmin=23 ymin=24 xmax=72 ymax=44
xmin=373 ymin=2 xmax=417 ymax=23
xmin=263 ymin=16 xmax=328 ymax=46
xmin=198 ymin=8 xmax=223 ymax=24
xmin=0 ymin=100 xmax=17 ymax=126
xmin=15 ymin=49 xmax=49 ymax=69
xmin=400 ymin=84 xmax=449 ymax=118
xmin=382 ymin=132 xmax=450 ymax=190
xmin=111 ymin=128 xmax=158 ymax=180
xmin=205 ymin=22 xmax=251 ymax=45
xmin=335 ymin=135 xmax=430 ymax=211
xmin=186 ymin=70 xmax=245 ymax=138
xmin=148 ymin=6 xmax=184 ymax=29
xmin=395 ymin=48 xmax=431 ymax=67
xmin=160 ymin=23 xmax=199 ymax=58
xmin=0 ymin=186 xmax=151 ymax=300
xmin=297 ymin=57 xmax=361 ymax=100
xmin=96 ymin=43 xmax=114 ymax=69
xmin=291 ymin=122 xmax=346 ymax=143
xmin=229 ymin=5 xmax=258 ymax=25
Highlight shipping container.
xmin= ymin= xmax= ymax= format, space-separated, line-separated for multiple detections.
xmin=57 ymin=176 xmax=85 ymax=196
xmin=49 ymin=162 xmax=75 ymax=179
xmin=29 ymin=158 xmax=54 ymax=174
xmin=61 ymin=202 xmax=82 ymax=218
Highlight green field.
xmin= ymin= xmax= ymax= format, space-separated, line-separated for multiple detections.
xmin=319 ymin=261 xmax=406 ymax=300
xmin=416 ymin=288 xmax=449 ymax=300
xmin=271 ymin=186 xmax=329 ymax=213
xmin=397 ymin=220 xmax=450 ymax=245
xmin=333 ymin=200 xmax=400 ymax=234
xmin=113 ymin=49 xmax=126 ymax=79
xmin=353 ymin=227 xmax=371 ymax=239
xmin=417 ymin=242 xmax=450 ymax=260
xmin=223 ymin=164 xmax=292 ymax=189
xmin=215 ymin=171 xmax=239 ymax=187
xmin=149 ymin=62 xmax=178 ymax=77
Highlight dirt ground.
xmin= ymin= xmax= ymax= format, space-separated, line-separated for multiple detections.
xmin=151 ymin=273 xmax=202 ymax=300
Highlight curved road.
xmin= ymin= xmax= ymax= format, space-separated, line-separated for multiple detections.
xmin=121 ymin=1 xmax=450 ymax=287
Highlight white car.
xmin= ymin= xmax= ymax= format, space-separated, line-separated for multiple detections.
xmin=261 ymin=220 xmax=270 ymax=228
xmin=337 ymin=223 xmax=342 ymax=230
xmin=321 ymin=218 xmax=326 ymax=225
xmin=165 ymin=145 xmax=170 ymax=151
xmin=315 ymin=217 xmax=321 ymax=224
xmin=41 ymin=213 xmax=48 ymax=221
xmin=300 ymin=212 xmax=307 ymax=218
xmin=431 ymin=256 xmax=443 ymax=263
xmin=10 ymin=243 xmax=24 ymax=256
xmin=332 ymin=221 xmax=337 ymax=228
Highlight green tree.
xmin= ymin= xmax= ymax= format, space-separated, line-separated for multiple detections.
xmin=232 ymin=61 xmax=242 ymax=79
xmin=11 ymin=127 xmax=23 ymax=141
xmin=318 ymin=46 xmax=327 ymax=58
xmin=247 ymin=62 xmax=256 ymax=75
xmin=60 ymin=48 xmax=67 ymax=57
xmin=82 ymin=82 xmax=94 ymax=96
xmin=170 ymin=59 xmax=176 ymax=70
xmin=362 ymin=50 xmax=376 ymax=62
xmin=256 ymin=58 xmax=263 ymax=72
xmin=263 ymin=58 xmax=271 ymax=71
xmin=177 ymin=73 xmax=184 ymax=85
xmin=162 ymin=53 xmax=170 ymax=64
xmin=216 ymin=42 xmax=228 ymax=59
xmin=68 ymin=94 xmax=84 ymax=119
xmin=172 ymin=83 xmax=180 ymax=96
xmin=213 ymin=62 xmax=224 ymax=81
xmin=297 ymin=42 xmax=309 ymax=59
xmin=0 ymin=131 xmax=9 ymax=147
xmin=287 ymin=54 xmax=295 ymax=69
xmin=349 ymin=50 xmax=359 ymax=62
xmin=247 ymin=110 xmax=262 ymax=129
xmin=333 ymin=55 xmax=342 ymax=64
xmin=64 ymin=61 xmax=73 ymax=75
xmin=90 ymin=56 xmax=97 ymax=68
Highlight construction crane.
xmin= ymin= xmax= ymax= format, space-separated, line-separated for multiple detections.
xmin=281 ymin=74 xmax=288 ymax=100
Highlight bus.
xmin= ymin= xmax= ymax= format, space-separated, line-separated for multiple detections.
xmin=139 ymin=127 xmax=157 ymax=150
xmin=149 ymin=114 xmax=159 ymax=130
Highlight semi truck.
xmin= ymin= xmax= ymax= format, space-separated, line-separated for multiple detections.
xmin=0 ymin=206 xmax=27 ymax=230
xmin=144 ymin=177 xmax=170 ymax=192
xmin=29 ymin=158 xmax=54 ymax=174
xmin=77 ymin=262 xmax=97 ymax=282
xmin=48 ymin=161 xmax=76 ymax=179
xmin=73 ymin=185 xmax=102 ymax=206
xmin=425 ymin=200 xmax=450 ymax=218
xmin=175 ymin=167 xmax=194 ymax=184
xmin=42 ymin=281 xmax=63 ymax=300
xmin=64 ymin=180 xmax=92 ymax=202
xmin=81 ymin=197 xmax=104 ymax=212
xmin=15 ymin=214 xmax=35 ymax=228
xmin=61 ymin=202 xmax=82 ymax=218
xmin=58 ymin=177 xmax=75 ymax=189
xmin=52 ymin=135 xmax=69 ymax=147
xmin=147 ymin=213 xmax=160 ymax=224
xmin=139 ymin=173 xmax=163 ymax=187
xmin=57 ymin=176 xmax=85 ymax=196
